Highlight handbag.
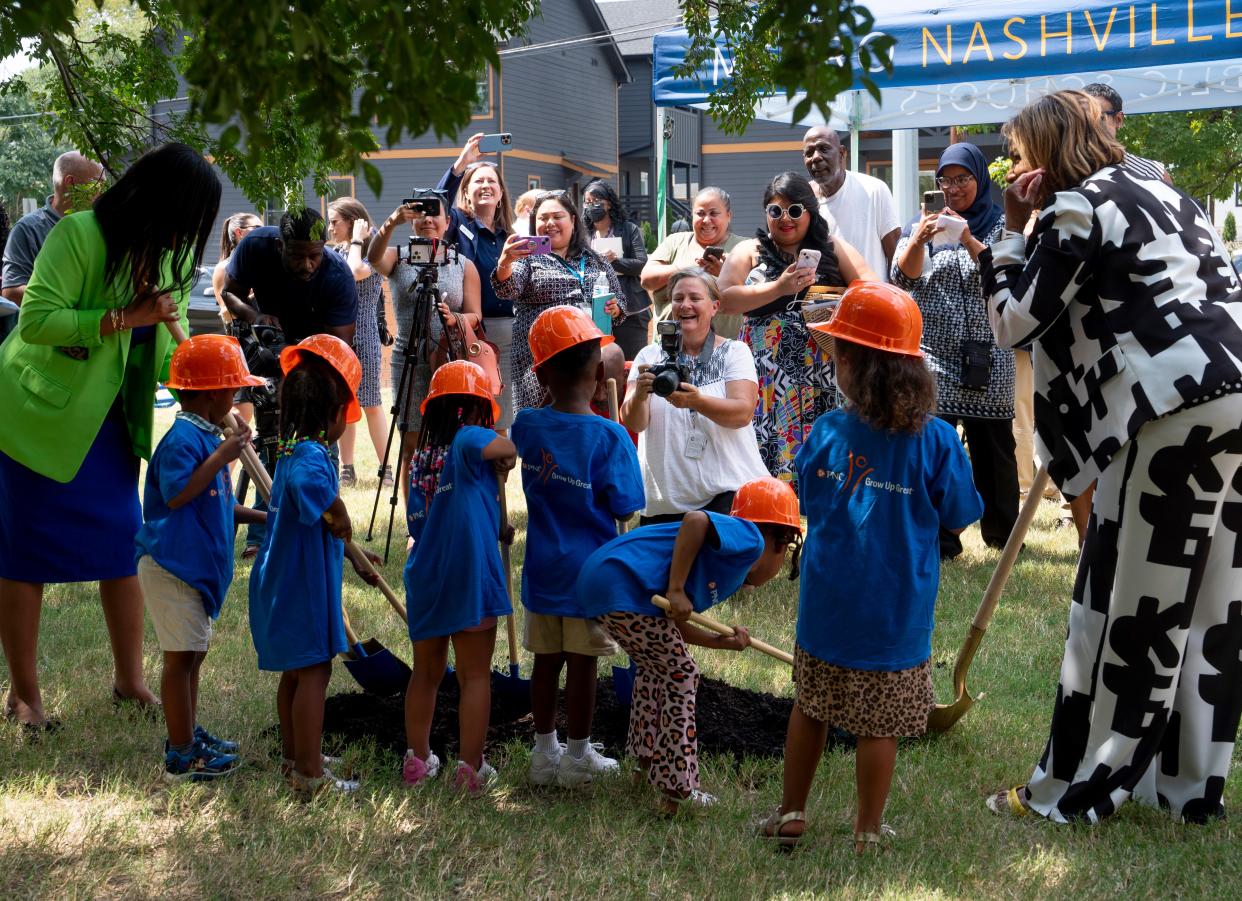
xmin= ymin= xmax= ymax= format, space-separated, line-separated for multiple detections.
xmin=431 ymin=313 xmax=504 ymax=397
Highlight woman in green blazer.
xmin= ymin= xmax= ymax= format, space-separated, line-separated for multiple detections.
xmin=0 ymin=143 xmax=221 ymax=729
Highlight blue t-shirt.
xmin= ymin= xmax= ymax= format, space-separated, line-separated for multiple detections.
xmin=793 ymin=409 xmax=983 ymax=671
xmin=404 ymin=426 xmax=511 ymax=641
xmin=512 ymin=408 xmax=645 ymax=617
xmin=134 ymin=415 xmax=233 ymax=618
xmin=226 ymin=226 xmax=358 ymax=343
xmin=248 ymin=441 xmax=347 ymax=671
xmin=575 ymin=513 xmax=764 ymax=619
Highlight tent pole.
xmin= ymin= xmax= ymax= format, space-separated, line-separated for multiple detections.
xmin=892 ymin=128 xmax=920 ymax=224
xmin=656 ymin=106 xmax=669 ymax=242
xmin=850 ymin=92 xmax=860 ymax=173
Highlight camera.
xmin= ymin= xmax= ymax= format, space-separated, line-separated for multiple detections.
xmin=402 ymin=236 xmax=457 ymax=266
xmin=231 ymin=319 xmax=287 ymax=380
xmin=649 ymin=320 xmax=691 ymax=398
xmin=401 ymin=189 xmax=444 ymax=217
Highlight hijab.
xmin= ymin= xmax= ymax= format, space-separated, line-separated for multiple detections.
xmin=901 ymin=141 xmax=1004 ymax=251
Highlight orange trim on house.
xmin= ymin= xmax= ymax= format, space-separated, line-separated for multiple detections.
xmin=701 ymin=141 xmax=804 ymax=154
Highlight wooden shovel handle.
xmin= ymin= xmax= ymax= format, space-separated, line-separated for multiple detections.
xmin=497 ymin=473 xmax=520 ymax=668
xmin=605 ymin=378 xmax=631 ymax=535
xmin=971 ymin=465 xmax=1050 ymax=634
xmin=651 ymin=595 xmax=794 ymax=666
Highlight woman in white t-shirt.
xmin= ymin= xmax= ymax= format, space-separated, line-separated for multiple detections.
xmin=621 ymin=268 xmax=768 ymax=524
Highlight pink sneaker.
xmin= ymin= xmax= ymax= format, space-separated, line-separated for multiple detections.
xmin=452 ymin=759 xmax=497 ymax=795
xmin=402 ymin=750 xmax=440 ymax=786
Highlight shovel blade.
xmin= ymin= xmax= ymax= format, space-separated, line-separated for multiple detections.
xmin=612 ymin=661 xmax=636 ymax=706
xmin=927 ymin=689 xmax=981 ymax=734
xmin=343 ymin=638 xmax=412 ymax=696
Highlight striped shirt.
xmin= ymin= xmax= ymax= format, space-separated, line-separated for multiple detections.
xmin=1123 ymin=152 xmax=1169 ymax=183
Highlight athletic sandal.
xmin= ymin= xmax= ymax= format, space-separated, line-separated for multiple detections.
xmin=380 ymin=465 xmax=394 ymax=488
xmin=282 ymin=754 xmax=348 ymax=779
xmin=659 ymin=789 xmax=717 ymax=816
xmin=340 ymin=464 xmax=357 ymax=489
xmin=986 ymin=785 xmax=1033 ymax=817
xmin=288 ymin=768 xmax=359 ymax=801
xmin=853 ymin=824 xmax=896 ymax=852
xmin=241 ymin=545 xmax=260 ymax=561
xmin=756 ymin=809 xmax=806 ymax=848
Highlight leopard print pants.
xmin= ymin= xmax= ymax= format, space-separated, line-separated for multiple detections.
xmin=599 ymin=612 xmax=700 ymax=795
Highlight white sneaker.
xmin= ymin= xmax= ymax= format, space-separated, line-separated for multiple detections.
xmin=555 ymin=743 xmax=619 ymax=787
xmin=289 ymin=768 xmax=360 ymax=800
xmin=529 ymin=743 xmax=564 ymax=786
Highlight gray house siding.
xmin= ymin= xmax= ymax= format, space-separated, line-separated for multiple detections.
xmin=619 ymin=57 xmax=653 ymax=155
xmin=699 ymin=118 xmax=806 ymax=235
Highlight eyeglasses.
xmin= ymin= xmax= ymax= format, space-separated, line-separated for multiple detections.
xmin=765 ymin=203 xmax=806 ymax=221
xmin=936 ymin=174 xmax=976 ymax=190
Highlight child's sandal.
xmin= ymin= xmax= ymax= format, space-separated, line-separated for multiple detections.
xmin=658 ymin=789 xmax=717 ymax=816
xmin=853 ymin=823 xmax=895 ymax=853
xmin=756 ymin=809 xmax=805 ymax=848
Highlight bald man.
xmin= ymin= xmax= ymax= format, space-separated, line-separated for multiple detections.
xmin=802 ymin=127 xmax=900 ymax=281
xmin=2 ymin=152 xmax=105 ymax=311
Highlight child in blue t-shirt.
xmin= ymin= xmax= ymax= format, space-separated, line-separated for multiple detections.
xmin=136 ymin=335 xmax=267 ymax=782
xmin=512 ymin=306 xmax=645 ymax=788
xmin=576 ymin=477 xmax=801 ymax=815
xmin=249 ymin=336 xmax=375 ymax=799
xmin=758 ymin=283 xmax=983 ymax=851
xmin=402 ymin=360 xmax=517 ymax=795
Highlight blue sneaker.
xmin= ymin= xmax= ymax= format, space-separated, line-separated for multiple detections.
xmin=194 ymin=724 xmax=240 ymax=754
xmin=164 ymin=739 xmax=241 ymax=783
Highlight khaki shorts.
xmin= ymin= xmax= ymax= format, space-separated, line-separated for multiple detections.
xmin=138 ymin=556 xmax=212 ymax=652
xmin=523 ymin=611 xmax=619 ymax=657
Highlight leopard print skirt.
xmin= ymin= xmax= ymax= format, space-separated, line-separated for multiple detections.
xmin=792 ymin=645 xmax=932 ymax=738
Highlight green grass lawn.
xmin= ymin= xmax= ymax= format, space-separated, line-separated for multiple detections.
xmin=1 ymin=406 xmax=1238 ymax=899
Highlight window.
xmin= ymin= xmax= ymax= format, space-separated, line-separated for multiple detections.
xmin=527 ymin=175 xmax=541 ymax=191
xmin=472 ymin=67 xmax=492 ymax=118
xmin=261 ymin=198 xmax=284 ymax=227
xmin=639 ymin=171 xmax=649 ymax=195
xmin=866 ymin=161 xmax=939 ymax=195
xmin=319 ymin=176 xmax=356 ymax=216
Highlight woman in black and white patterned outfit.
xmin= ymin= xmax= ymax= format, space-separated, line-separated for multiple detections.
xmin=492 ymin=191 xmax=624 ymax=411
xmin=892 ymin=142 xmax=1018 ymax=558
xmin=982 ymin=90 xmax=1242 ymax=825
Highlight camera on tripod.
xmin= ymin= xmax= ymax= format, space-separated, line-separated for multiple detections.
xmin=648 ymin=320 xmax=691 ymax=398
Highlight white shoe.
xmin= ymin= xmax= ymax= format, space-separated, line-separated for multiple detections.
xmin=556 ymin=743 xmax=619 ymax=787
xmin=289 ymin=768 xmax=359 ymax=800
xmin=529 ymin=743 xmax=564 ymax=786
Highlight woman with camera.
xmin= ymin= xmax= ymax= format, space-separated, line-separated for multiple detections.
xmin=621 ymin=268 xmax=766 ymax=524
xmin=717 ymin=171 xmax=873 ymax=487
xmin=0 ymin=143 xmax=221 ymax=728
xmin=369 ymin=196 xmax=481 ymax=497
xmin=492 ymin=191 xmax=624 ymax=412
xmin=892 ymin=142 xmax=1017 ymax=558
xmin=582 ymin=180 xmax=649 ymax=360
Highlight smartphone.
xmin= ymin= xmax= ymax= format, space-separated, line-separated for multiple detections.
xmin=525 ymin=235 xmax=552 ymax=254
xmin=923 ymin=190 xmax=946 ymax=213
xmin=703 ymin=245 xmax=725 ymax=261
xmin=796 ymin=248 xmax=821 ymax=270
xmin=478 ymin=133 xmax=513 ymax=154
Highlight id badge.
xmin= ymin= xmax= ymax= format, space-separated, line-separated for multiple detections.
xmin=685 ymin=429 xmax=707 ymax=460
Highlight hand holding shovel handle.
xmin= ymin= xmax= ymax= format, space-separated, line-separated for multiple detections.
xmin=497 ymin=472 xmax=521 ymax=676
xmin=605 ymin=377 xmax=630 ymax=535
xmin=651 ymin=595 xmax=794 ymax=665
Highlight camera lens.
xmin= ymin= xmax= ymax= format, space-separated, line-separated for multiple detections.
xmin=651 ymin=368 xmax=681 ymax=398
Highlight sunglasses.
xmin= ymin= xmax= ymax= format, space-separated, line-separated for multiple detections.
xmin=765 ymin=203 xmax=806 ymax=221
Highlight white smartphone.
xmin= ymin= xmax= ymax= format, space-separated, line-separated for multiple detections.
xmin=796 ymin=249 xmax=821 ymax=271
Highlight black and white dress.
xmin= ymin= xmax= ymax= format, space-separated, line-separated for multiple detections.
xmin=981 ymin=164 xmax=1242 ymax=824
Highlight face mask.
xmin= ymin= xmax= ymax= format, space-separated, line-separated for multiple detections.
xmin=584 ymin=203 xmax=606 ymax=224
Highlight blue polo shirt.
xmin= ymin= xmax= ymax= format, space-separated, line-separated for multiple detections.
xmin=249 ymin=441 xmax=348 ymax=671
xmin=794 ymin=409 xmax=983 ymax=671
xmin=226 ymin=226 xmax=358 ymax=343
xmin=512 ymin=408 xmax=645 ymax=617
xmin=576 ymin=513 xmax=764 ymax=619
xmin=404 ymin=426 xmax=511 ymax=641
xmin=135 ymin=414 xmax=234 ymax=618
xmin=437 ymin=167 xmax=511 ymax=317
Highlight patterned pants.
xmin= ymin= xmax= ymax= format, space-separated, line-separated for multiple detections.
xmin=1026 ymin=393 xmax=1242 ymax=824
xmin=599 ymin=612 xmax=700 ymax=795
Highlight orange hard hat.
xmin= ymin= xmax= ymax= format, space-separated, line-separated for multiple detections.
xmin=421 ymin=359 xmax=501 ymax=421
xmin=165 ymin=334 xmax=266 ymax=391
xmin=807 ymin=281 xmax=924 ymax=357
xmin=730 ymin=477 xmax=802 ymax=533
xmin=279 ymin=334 xmax=363 ymax=423
xmin=528 ymin=305 xmax=614 ymax=369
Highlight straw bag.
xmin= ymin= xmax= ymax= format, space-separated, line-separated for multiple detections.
xmin=801 ymin=285 xmax=844 ymax=357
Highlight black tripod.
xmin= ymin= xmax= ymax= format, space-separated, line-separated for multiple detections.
xmin=366 ymin=239 xmax=458 ymax=562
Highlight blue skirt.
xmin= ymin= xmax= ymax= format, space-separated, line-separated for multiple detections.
xmin=0 ymin=405 xmax=142 ymax=583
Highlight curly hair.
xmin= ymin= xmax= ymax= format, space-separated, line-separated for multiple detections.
xmin=279 ymin=354 xmax=351 ymax=444
xmin=1002 ymin=90 xmax=1125 ymax=196
xmin=583 ymin=180 xmax=628 ymax=222
xmin=834 ymin=338 xmax=936 ymax=434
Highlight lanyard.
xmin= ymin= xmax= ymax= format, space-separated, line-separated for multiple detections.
xmin=554 ymin=254 xmax=589 ymax=291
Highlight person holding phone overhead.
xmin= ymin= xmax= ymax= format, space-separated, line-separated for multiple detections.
xmin=892 ymin=141 xmax=1018 ymax=559
xmin=717 ymin=172 xmax=874 ymax=488
xmin=436 ymin=134 xmax=517 ymax=429
xmin=641 ymin=187 xmax=747 ymax=337
xmin=492 ymin=191 xmax=624 ymax=412
xmin=0 ymin=143 xmax=221 ymax=729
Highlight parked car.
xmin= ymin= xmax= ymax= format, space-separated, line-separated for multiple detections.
xmin=188 ymin=266 xmax=225 ymax=337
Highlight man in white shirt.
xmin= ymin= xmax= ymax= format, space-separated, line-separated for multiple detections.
xmin=802 ymin=126 xmax=901 ymax=282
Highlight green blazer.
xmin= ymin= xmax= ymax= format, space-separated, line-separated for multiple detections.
xmin=0 ymin=212 xmax=189 ymax=483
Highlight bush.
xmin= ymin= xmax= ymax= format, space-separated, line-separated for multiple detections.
xmin=1224 ymin=211 xmax=1236 ymax=243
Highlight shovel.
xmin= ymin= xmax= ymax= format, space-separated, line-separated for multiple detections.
xmin=651 ymin=595 xmax=795 ymax=664
xmin=927 ymin=465 xmax=1050 ymax=733
xmin=340 ymin=605 xmax=411 ymax=695
xmin=493 ymin=472 xmax=530 ymax=703
xmin=604 ymin=376 xmax=641 ymax=704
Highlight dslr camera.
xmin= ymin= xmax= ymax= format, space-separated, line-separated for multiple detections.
xmin=648 ymin=320 xmax=691 ymax=398
xmin=401 ymin=188 xmax=444 ymax=217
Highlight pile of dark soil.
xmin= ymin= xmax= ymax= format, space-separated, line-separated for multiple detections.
xmin=321 ymin=674 xmax=853 ymax=761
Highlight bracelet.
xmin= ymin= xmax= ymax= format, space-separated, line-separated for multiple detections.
xmin=350 ymin=239 xmax=364 ymax=247
xmin=109 ymin=307 xmax=128 ymax=331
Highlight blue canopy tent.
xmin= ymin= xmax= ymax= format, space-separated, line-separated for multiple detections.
xmin=651 ymin=1 xmax=1242 ymax=230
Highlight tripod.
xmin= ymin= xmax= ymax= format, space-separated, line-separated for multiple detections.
xmin=366 ymin=242 xmax=458 ymax=562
